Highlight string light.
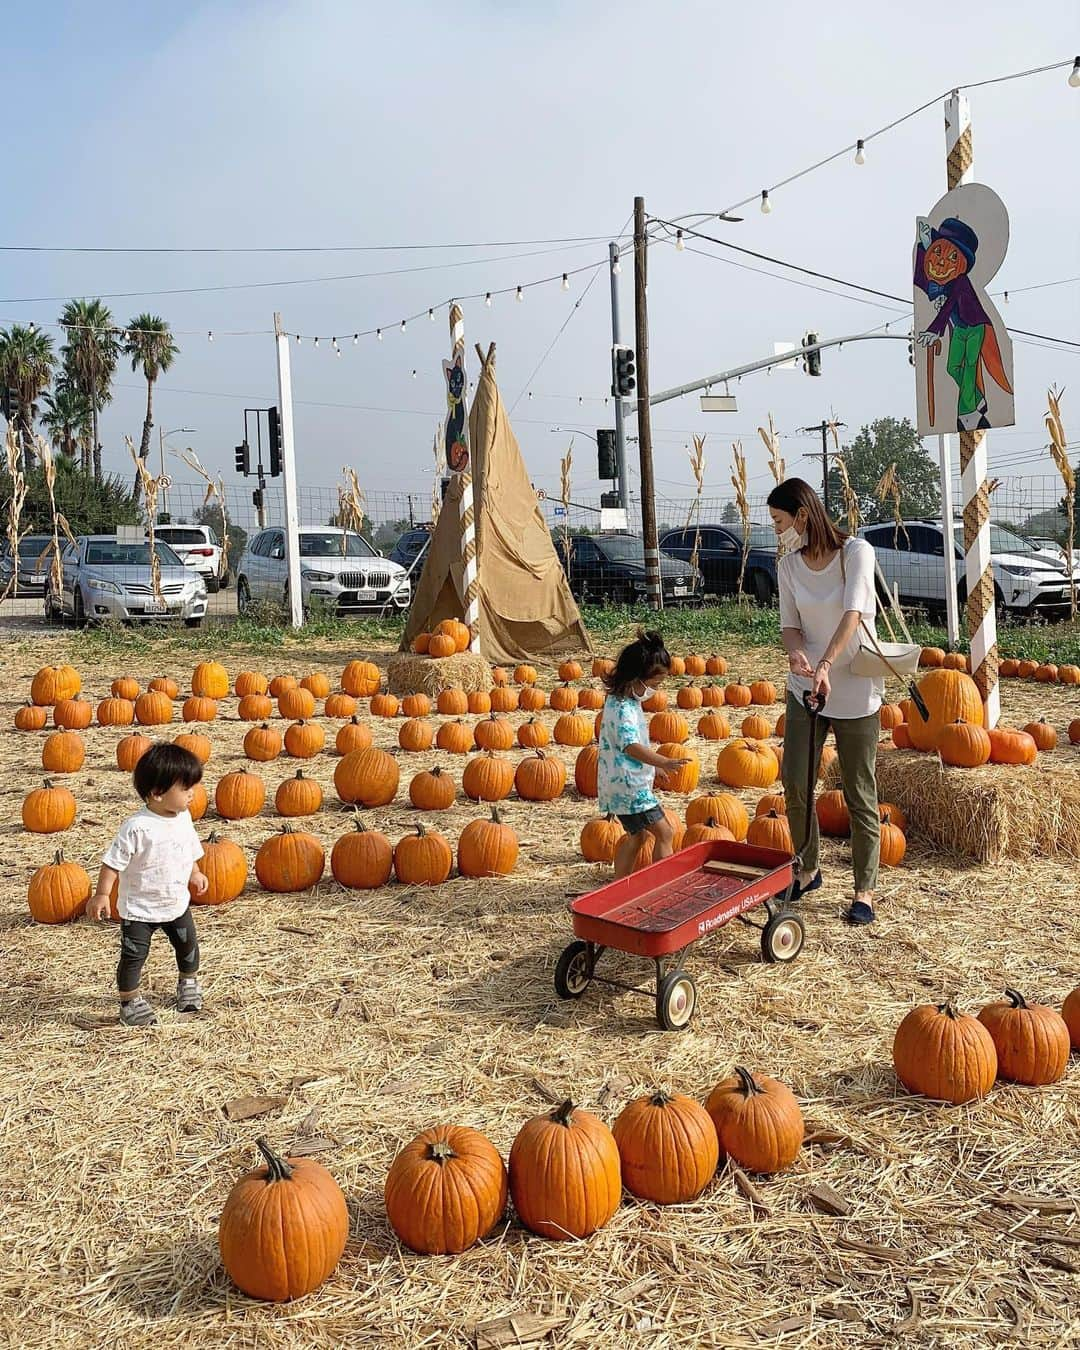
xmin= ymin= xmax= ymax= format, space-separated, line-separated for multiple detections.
xmin=400 ymin=319 xmax=406 ymax=331
xmin=516 ymin=286 xmax=524 ymax=302
xmin=314 ymin=336 xmax=319 ymax=347
xmin=675 ymin=229 xmax=685 ymax=251
xmin=1070 ymin=56 xmax=1080 ymax=88
xmin=561 ymin=273 xmax=569 ymax=290
xmin=376 ymin=328 xmax=382 ymax=340
xmin=429 ymin=307 xmax=435 ymax=321
xmin=1003 ymin=290 xmax=1009 ymax=304
xmin=332 ymin=338 xmax=340 ymax=354
xmin=855 ymin=139 xmax=866 ymax=165
xmin=411 ymin=368 xmax=417 ymax=378
xmin=207 ymin=330 xmax=213 ymax=341
xmin=295 ymin=333 xmax=301 ymax=344
xmin=485 ymin=292 xmax=492 ymax=306
xmin=353 ymin=333 xmax=358 ymax=344
xmin=760 ymin=190 xmax=772 ymax=214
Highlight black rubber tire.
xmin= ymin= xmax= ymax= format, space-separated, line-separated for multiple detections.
xmin=219 ymin=570 xmax=232 ymax=589
xmin=761 ymin=911 xmax=806 ymax=964
xmin=554 ymin=941 xmax=592 ymax=999
xmin=184 ymin=618 xmax=203 ymax=629
xmin=206 ymin=576 xmax=220 ymax=595
xmin=43 ymin=590 xmax=62 ymax=625
xmin=236 ymin=577 xmax=252 ymax=613
xmin=750 ymin=570 xmax=775 ymax=606
xmin=72 ymin=588 xmax=87 ymax=629
xmin=655 ymin=970 xmax=697 ymax=1031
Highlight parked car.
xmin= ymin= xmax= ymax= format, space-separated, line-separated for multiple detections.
xmin=1026 ymin=535 xmax=1080 ymax=572
xmin=860 ymin=518 xmax=1078 ymax=619
xmin=0 ymin=533 xmax=54 ymax=596
xmin=553 ymin=532 xmax=702 ymax=607
xmin=660 ymin=523 xmax=778 ymax=604
xmin=235 ymin=526 xmax=411 ymax=615
xmin=389 ymin=526 xmax=432 ymax=573
xmin=44 ymin=535 xmax=207 ymax=627
xmin=153 ymin=524 xmax=228 ymax=592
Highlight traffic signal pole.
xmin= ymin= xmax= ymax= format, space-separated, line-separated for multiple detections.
xmin=608 ymin=241 xmax=629 ymax=512
xmin=633 ymin=196 xmax=662 ymax=612
xmin=273 ymin=312 xmax=303 ymax=630
xmin=797 ymin=419 xmax=845 ymax=517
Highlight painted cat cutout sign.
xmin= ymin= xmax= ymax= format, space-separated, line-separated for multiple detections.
xmin=443 ymin=351 xmax=470 ymax=472
xmin=913 ymin=182 xmax=1014 ymax=438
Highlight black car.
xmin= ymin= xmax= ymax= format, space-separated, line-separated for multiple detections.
xmin=660 ymin=523 xmax=778 ymax=605
xmin=0 ymin=533 xmax=54 ymax=596
xmin=389 ymin=527 xmax=431 ymax=572
xmin=554 ymin=533 xmax=702 ymax=606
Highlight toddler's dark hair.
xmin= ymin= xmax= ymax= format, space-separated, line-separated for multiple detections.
xmin=132 ymin=742 xmax=204 ymax=801
xmin=603 ymin=628 xmax=671 ymax=697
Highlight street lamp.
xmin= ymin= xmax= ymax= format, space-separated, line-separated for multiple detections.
xmin=549 ymin=426 xmax=597 ymax=444
xmin=158 ymin=426 xmax=195 ymax=521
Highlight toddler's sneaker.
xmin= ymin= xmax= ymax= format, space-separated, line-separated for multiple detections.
xmin=119 ymin=995 xmax=158 ymax=1027
xmin=176 ymin=975 xmax=204 ymax=1012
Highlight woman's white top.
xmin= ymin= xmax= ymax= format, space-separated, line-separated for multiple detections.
xmin=777 ymin=538 xmax=883 ymax=720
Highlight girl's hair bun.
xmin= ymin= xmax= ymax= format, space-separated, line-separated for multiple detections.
xmin=637 ymin=628 xmax=665 ymax=650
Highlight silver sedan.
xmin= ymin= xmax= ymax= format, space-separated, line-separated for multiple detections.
xmin=44 ymin=535 xmax=208 ymax=628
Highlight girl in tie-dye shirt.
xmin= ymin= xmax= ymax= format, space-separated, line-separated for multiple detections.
xmin=598 ymin=629 xmax=683 ymax=879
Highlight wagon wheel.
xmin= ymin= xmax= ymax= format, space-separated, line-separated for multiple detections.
xmin=554 ymin=941 xmax=593 ymax=999
xmin=655 ymin=970 xmax=697 ymax=1031
xmin=761 ymin=911 xmax=805 ymax=964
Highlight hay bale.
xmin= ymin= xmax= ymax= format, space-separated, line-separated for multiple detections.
xmin=386 ymin=650 xmax=490 ymax=697
xmin=848 ymin=751 xmax=1080 ymax=863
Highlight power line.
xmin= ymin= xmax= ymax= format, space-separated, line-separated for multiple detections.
xmin=0 ymin=233 xmax=630 ymax=256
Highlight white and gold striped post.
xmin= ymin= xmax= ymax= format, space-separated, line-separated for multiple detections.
xmin=945 ymin=91 xmax=999 ymax=727
xmin=445 ymin=304 xmax=481 ymax=653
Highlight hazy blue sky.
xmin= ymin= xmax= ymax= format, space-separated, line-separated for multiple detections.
xmin=3 ymin=1 xmax=1077 ymax=517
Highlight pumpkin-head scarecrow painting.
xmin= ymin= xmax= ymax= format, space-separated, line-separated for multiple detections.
xmin=913 ymin=182 xmax=1014 ymax=436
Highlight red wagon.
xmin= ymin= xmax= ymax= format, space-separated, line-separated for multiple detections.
xmin=554 ymin=840 xmax=804 ymax=1030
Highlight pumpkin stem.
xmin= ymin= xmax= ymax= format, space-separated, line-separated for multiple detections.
xmin=552 ymin=1099 xmax=576 ymax=1126
xmin=294 ymin=769 xmax=304 ymax=779
xmin=255 ymin=1136 xmax=293 ymax=1182
xmin=426 ymin=1140 xmax=457 ymax=1164
xmin=937 ymin=1001 xmax=959 ymax=1019
xmin=415 ymin=822 xmax=427 ymax=837
xmin=648 ymin=1089 xmax=674 ymax=1107
xmin=490 ymin=804 xmax=502 ymax=824
xmin=53 ymin=849 xmax=64 ymax=864
xmin=733 ymin=1066 xmax=763 ymax=1097
xmin=351 ymin=813 xmax=367 ymax=832
xmin=208 ymin=831 xmax=220 ymax=845
xmin=1003 ymin=987 xmax=1028 ymax=1009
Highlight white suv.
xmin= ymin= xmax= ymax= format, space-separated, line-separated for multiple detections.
xmin=236 ymin=526 xmax=411 ymax=615
xmin=154 ymin=525 xmax=226 ymax=592
xmin=861 ymin=519 xmax=1078 ymax=620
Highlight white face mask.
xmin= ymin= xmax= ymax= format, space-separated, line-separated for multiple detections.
xmin=778 ymin=524 xmax=805 ymax=552
xmin=630 ymin=681 xmax=651 ymax=702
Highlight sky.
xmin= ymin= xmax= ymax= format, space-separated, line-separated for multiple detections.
xmin=3 ymin=0 xmax=1078 ymax=522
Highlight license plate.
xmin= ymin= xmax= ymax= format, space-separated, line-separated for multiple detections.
xmin=30 ymin=574 xmax=45 ymax=584
xmin=143 ymin=599 xmax=168 ymax=613
xmin=673 ymin=584 xmax=689 ymax=595
xmin=355 ymin=589 xmax=377 ymax=601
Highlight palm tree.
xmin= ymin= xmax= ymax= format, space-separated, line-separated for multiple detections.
xmin=124 ymin=315 xmax=179 ymax=497
xmin=41 ymin=380 xmax=93 ymax=463
xmin=0 ymin=324 xmax=56 ymax=471
xmin=59 ymin=299 xmax=120 ymax=482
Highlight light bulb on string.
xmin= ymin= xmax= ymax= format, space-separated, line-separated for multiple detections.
xmin=353 ymin=334 xmax=358 ymax=344
xmin=485 ymin=292 xmax=492 ymax=307
xmin=527 ymin=391 xmax=533 ymax=400
xmin=1069 ymin=56 xmax=1080 ymax=88
xmin=675 ymin=229 xmax=685 ymax=251
xmin=207 ymin=330 xmax=214 ymax=342
xmin=854 ymin=139 xmax=866 ymax=165
xmin=400 ymin=319 xmax=406 ymax=332
xmin=429 ymin=308 xmax=435 ymax=321
xmin=332 ymin=338 xmax=340 ymax=354
xmin=1003 ymin=290 xmax=1009 ymax=304
xmin=411 ymin=369 xmax=417 ymax=379
xmin=561 ymin=273 xmax=569 ymax=290
xmin=515 ymin=286 xmax=523 ymax=302
xmin=295 ymin=333 xmax=301 ymax=345
xmin=376 ymin=328 xmax=382 ymax=340
xmin=314 ymin=336 xmax=319 ymax=348
xmin=760 ymin=190 xmax=771 ymax=214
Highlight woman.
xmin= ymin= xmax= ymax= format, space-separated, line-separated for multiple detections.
xmin=767 ymin=478 xmax=882 ymax=925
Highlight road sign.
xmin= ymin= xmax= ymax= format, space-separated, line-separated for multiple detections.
xmin=700 ymin=394 xmax=738 ymax=413
xmin=553 ymin=505 xmax=567 ymax=517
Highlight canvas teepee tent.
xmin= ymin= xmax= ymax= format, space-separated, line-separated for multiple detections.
xmin=401 ymin=345 xmax=591 ymax=664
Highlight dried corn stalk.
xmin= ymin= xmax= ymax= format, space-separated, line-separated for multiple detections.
xmin=431 ymin=425 xmax=445 ymax=528
xmin=686 ymin=434 xmax=706 ymax=578
xmin=560 ymin=441 xmax=573 ymax=568
xmin=758 ymin=414 xmax=785 ymax=485
xmin=37 ymin=438 xmax=79 ymax=601
xmin=875 ymin=462 xmax=909 ymax=548
xmin=834 ymin=453 xmax=861 ymax=538
xmin=730 ymin=440 xmax=751 ymax=600
xmin=128 ymin=436 xmax=162 ymax=600
xmin=336 ymin=466 xmax=367 ymax=555
xmin=179 ymin=445 xmax=230 ymax=585
xmin=1047 ymin=385 xmax=1075 ymax=617
xmin=1 ymin=425 xmax=27 ymax=601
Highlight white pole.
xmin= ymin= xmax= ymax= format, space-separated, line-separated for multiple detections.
xmin=937 ymin=434 xmax=960 ymax=646
xmin=944 ymin=90 xmax=999 ymax=727
xmin=445 ymin=304 xmax=481 ymax=653
xmin=274 ymin=312 xmax=303 ymax=630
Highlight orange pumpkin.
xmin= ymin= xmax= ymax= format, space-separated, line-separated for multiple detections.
xmin=244 ymin=723 xmax=282 ymax=762
xmin=490 ymin=685 xmax=520 ymax=713
xmin=437 ymin=618 xmax=470 ymax=653
xmin=574 ymin=744 xmax=599 ymax=797
xmin=474 ymin=713 xmax=514 ymax=753
xmin=182 ymin=695 xmax=218 ymax=724
xmin=978 ymin=988 xmax=1070 ymax=1086
xmin=215 ymin=770 xmax=266 ymax=820
xmin=173 ymin=731 xmax=212 ymax=765
xmin=816 ymin=790 xmax=851 ymax=837
xmin=457 ymin=805 xmax=519 ymax=877
xmin=716 ymin=739 xmax=778 ymax=789
xmin=676 ymin=683 xmax=703 ymax=711
xmin=398 ymin=718 xmax=434 ymax=753
xmin=53 ymin=696 xmax=92 ymax=730
xmin=149 ymin=676 xmax=179 ymax=699
xmin=938 ymin=718 xmax=991 ymax=768
xmin=193 ymin=832 xmax=248 ymax=904
xmin=436 ymin=687 xmax=468 ymax=717
xmin=369 ymin=692 xmax=400 ymax=719
xmin=1058 ymin=664 xmax=1079 ymax=686
xmin=14 ymin=701 xmax=48 ymax=731
xmin=1069 ymin=718 xmax=1080 ymax=746
xmin=724 ymin=680 xmax=752 ymax=709
xmin=284 ymin=719 xmax=325 ymax=758
xmin=519 ymin=685 xmax=547 ymax=712
xmin=31 ymin=664 xmax=81 ymax=706
xmin=909 ymin=669 xmax=983 ymax=752
xmin=394 ymin=823 xmax=453 ymax=885
xmin=919 ymin=647 xmax=945 ymax=668
xmin=740 ymin=714 xmax=771 ymax=741
xmin=554 ymin=713 xmax=593 ymax=748
xmin=756 ymin=792 xmax=786 ymax=816
xmin=517 ymin=716 xmax=551 ymax=749
xmin=682 ymin=817 xmax=735 ymax=848
xmin=892 ymin=722 xmax=913 ymax=750
xmin=697 ymin=711 xmax=731 ymax=741
xmin=700 ymin=683 xmax=725 ymax=708
xmin=642 ymin=689 xmax=667 ymax=713
xmin=878 ymin=802 xmax=908 ymax=832
xmin=238 ymin=693 xmax=274 ymax=722
xmin=705 ymin=655 xmax=728 ymax=677
xmin=340 ymin=660 xmax=381 ymax=698
xmin=409 ymin=766 xmax=456 ymax=811
xmin=612 ymin=1090 xmax=719 ymax=1205
xmin=300 ymin=671 xmax=331 ymax=699
xmin=97 ymin=696 xmax=134 ymax=727
xmin=649 ymin=710 xmax=689 ymax=744
xmin=1023 ymin=718 xmax=1057 ymax=752
xmin=436 ymin=718 xmax=475 ymax=754
xmin=462 ymin=752 xmax=515 ymax=803
xmin=879 ymin=810 xmax=907 ymax=866
xmin=384 ymin=1124 xmax=507 ymax=1256
xmin=999 ymin=657 xmax=1020 ymax=678
xmin=117 ymin=732 xmax=153 ymax=772
xmin=42 ymin=730 xmax=85 ymax=775
xmin=27 ymin=849 xmax=91 ymax=924
xmin=22 ymin=780 xmax=77 ymax=833
xmin=254 ymin=826 xmax=325 ymax=892
xmin=427 ymin=633 xmax=457 ymax=658
xmin=514 ymin=749 xmax=566 ymax=801
xmin=668 ymin=656 xmax=686 ymax=677
xmin=513 ymin=664 xmax=538 ymax=686
xmin=189 ymin=782 xmax=208 ymax=821
xmin=988 ymin=726 xmax=1037 ymax=766
xmin=654 ymin=743 xmax=700 ymax=794
xmin=705 ymin=1067 xmax=804 ymax=1174
xmin=490 ymin=666 xmax=508 ymax=686
xmin=749 ymin=680 xmax=776 ymax=706
xmin=577 ymin=686 xmax=604 ymax=712
xmin=893 ymin=1002 xmax=997 ymax=1104
xmin=412 ymin=632 xmax=432 ymax=655
xmin=134 ymin=691 xmax=174 ymax=726
xmin=467 ymin=690 xmax=492 ymax=716
xmin=334 ymin=747 xmax=399 ymax=806
xmin=878 ymin=703 xmax=903 ymax=730
xmin=401 ymin=693 xmax=431 ymax=719
xmin=550 ymin=683 xmax=579 ymax=713
xmin=235 ymin=671 xmax=269 ymax=698
xmin=684 ymin=655 xmax=706 ymax=677
xmin=746 ymin=809 xmax=792 ymax=852
xmin=580 ymin=813 xmax=626 ymax=863
xmin=331 ymin=818 xmax=393 ymax=889
xmin=323 ymin=692 xmax=358 ymax=719
xmin=508 ymin=1100 xmax=621 ymax=1240
xmin=1034 ymin=663 xmax=1058 ymax=684
xmin=558 ymin=659 xmax=583 ymax=683
xmin=1017 ymin=659 xmax=1038 ymax=679
xmin=686 ymin=793 xmax=748 ymax=840
xmin=192 ymin=661 xmax=229 ymax=699
xmin=335 ymin=716 xmax=373 ymax=755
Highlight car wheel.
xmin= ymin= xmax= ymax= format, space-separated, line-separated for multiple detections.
xmin=750 ymin=570 xmax=775 ymax=606
xmin=206 ymin=576 xmax=220 ymax=595
xmin=184 ymin=617 xmax=203 ymax=629
xmin=44 ymin=590 xmax=62 ymax=625
xmin=72 ymin=588 xmax=87 ymax=628
xmin=236 ymin=577 xmax=251 ymax=613
xmin=218 ymin=570 xmax=231 ymax=589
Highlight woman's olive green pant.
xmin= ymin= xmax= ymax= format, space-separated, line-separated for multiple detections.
xmin=781 ymin=691 xmax=880 ymax=894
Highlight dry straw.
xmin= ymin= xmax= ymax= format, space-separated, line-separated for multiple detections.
xmin=37 ymin=436 xmax=79 ymax=600
xmin=1047 ymin=385 xmax=1075 ymax=617
xmin=385 ymin=650 xmax=490 ymax=696
xmin=729 ymin=441 xmax=752 ymax=598
xmin=431 ymin=424 xmax=445 ymax=528
xmin=833 ymin=453 xmax=861 ymax=539
xmin=758 ymin=413 xmax=785 ymax=485
xmin=335 ymin=467 xmax=367 ymax=554
xmin=686 ymin=435 xmax=706 ymax=578
xmin=1 ymin=425 xmax=27 ymax=602
xmin=874 ymin=462 xmax=909 ymax=549
xmin=179 ymin=446 xmax=230 ymax=585
xmin=559 ymin=441 xmax=573 ymax=569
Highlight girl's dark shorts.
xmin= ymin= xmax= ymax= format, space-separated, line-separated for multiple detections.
xmin=616 ymin=805 xmax=665 ymax=834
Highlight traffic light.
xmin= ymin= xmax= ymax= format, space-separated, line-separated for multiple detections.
xmin=267 ymin=405 xmax=282 ymax=477
xmin=802 ymin=332 xmax=821 ymax=377
xmin=1 ymin=387 xmax=19 ymax=421
xmin=251 ymin=487 xmax=264 ymax=510
xmin=234 ymin=442 xmax=250 ymax=475
xmin=612 ymin=345 xmax=636 ymax=398
xmin=596 ymin=428 xmax=617 ymax=479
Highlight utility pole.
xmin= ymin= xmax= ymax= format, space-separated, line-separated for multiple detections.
xmin=273 ymin=312 xmax=303 ymax=629
xmin=608 ymin=241 xmax=629 ymax=511
xmin=633 ymin=196 xmax=661 ymax=611
xmin=798 ymin=419 xmax=845 ymax=516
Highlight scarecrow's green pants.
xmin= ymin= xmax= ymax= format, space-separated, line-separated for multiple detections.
xmin=946 ymin=323 xmax=986 ymax=418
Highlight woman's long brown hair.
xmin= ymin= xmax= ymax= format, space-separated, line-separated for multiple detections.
xmin=766 ymin=477 xmax=846 ymax=557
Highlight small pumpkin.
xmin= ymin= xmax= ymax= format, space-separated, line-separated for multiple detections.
xmin=30 ymin=663 xmax=81 ymax=706
xmin=148 ymin=675 xmax=179 ymax=699
xmin=409 ymin=766 xmax=456 ymax=811
xmin=749 ymin=680 xmax=776 ymax=706
xmin=53 ymin=695 xmax=92 ymax=730
xmin=642 ymin=689 xmax=667 ymax=713
xmin=394 ymin=823 xmax=453 ymax=885
xmin=1058 ymin=664 xmax=1079 ymax=686
xmin=193 ymin=832 xmax=248 ymax=905
xmin=705 ymin=654 xmax=728 ymax=677
xmin=42 ymin=730 xmax=85 ymax=774
xmin=716 ymin=739 xmax=778 ymax=790
xmin=398 ymin=717 xmax=434 ymax=753
xmin=216 ymin=770 xmax=266 ymax=820
xmin=1062 ymin=985 xmax=1080 ymax=1049
xmin=189 ymin=782 xmax=208 ymax=822
xmin=550 ymin=683 xmax=579 ymax=713
xmin=437 ymin=618 xmax=470 ymax=652
xmin=436 ymin=718 xmax=475 ymax=755
xmin=592 ymin=656 xmax=615 ymax=678
xmin=676 ymin=682 xmax=703 ymax=711
xmin=893 ymin=1002 xmax=998 ymax=1103
xmin=218 ymin=1137 xmax=348 ymax=1302
xmin=519 ymin=685 xmax=547 ymax=712
xmin=467 ymin=690 xmax=492 ymax=716
xmin=22 ymin=779 xmax=77 ymax=833
xmin=300 ymin=671 xmax=331 ymax=699
xmin=436 ymin=687 xmax=468 ymax=717
xmin=514 ymin=749 xmax=566 ymax=802
xmin=682 ymin=817 xmax=736 ymax=848
xmin=173 ymin=731 xmax=212 ymax=765
xmin=558 ymin=659 xmax=583 ymax=683
xmin=740 ymin=713 xmax=771 ymax=741
xmin=14 ymin=701 xmax=48 ymax=731
xmin=517 ymin=716 xmax=551 ymax=749
xmin=654 ymin=743 xmax=700 ymax=794
xmin=513 ymin=664 xmax=538 ymax=686
xmin=612 ymin=1090 xmax=718 ymax=1205
xmin=238 ymin=693 xmax=274 ymax=722
xmin=284 ymin=719 xmax=325 ymax=759
xmin=878 ymin=703 xmax=903 ymax=730
xmin=554 ymin=713 xmax=593 ymax=748
xmin=192 ymin=660 xmax=229 ymax=699
xmin=1017 ymin=659 xmax=1038 ymax=679
xmin=134 ymin=691 xmax=174 ymax=726
xmin=27 ymin=849 xmax=91 ymax=924
xmin=369 ymin=692 xmax=400 ymax=719
xmin=427 ymin=633 xmax=457 ymax=658
xmin=977 ymin=988 xmax=1070 ymax=1085
xmin=457 ymin=805 xmax=519 ymax=877
xmin=490 ymin=665 xmax=508 ymax=685
xmin=999 ymin=657 xmax=1019 ymax=678
xmin=684 ymin=654 xmax=706 ymax=677
xmin=385 ymin=1124 xmax=507 ymax=1256
xmin=942 ymin=652 xmax=969 ymax=672
xmin=117 ymin=732 xmax=153 ymax=772
xmin=697 ymin=711 xmax=731 ymax=741
xmin=508 ymin=1100 xmax=621 ymax=1240
xmin=275 ymin=770 xmax=323 ymax=817
xmin=574 ymin=744 xmax=599 ymax=797
xmin=892 ymin=722 xmax=913 ymax=750
xmin=340 ymin=660 xmax=381 ymax=698
xmin=107 ymin=676 xmax=139 ymax=701
xmin=182 ymin=695 xmax=218 ymax=724
xmin=331 ymin=817 xmax=393 ymax=889
xmin=879 ymin=810 xmax=907 ymax=867
xmin=254 ymin=825 xmax=325 ymax=892
xmin=401 ymin=693 xmax=431 ymax=719
xmin=938 ymin=718 xmax=991 ymax=768
xmin=412 ymin=632 xmax=431 ymax=655
xmin=756 ymin=792 xmax=786 ymax=817
xmin=686 ymin=793 xmax=748 ymax=841
xmin=700 ymin=683 xmax=725 ymax=708
xmin=580 ymin=813 xmax=625 ymax=863
xmin=97 ymin=696 xmax=134 ymax=727
xmin=668 ymin=656 xmax=686 ymax=677
xmin=877 ymin=801 xmax=907 ymax=831
xmin=323 ymin=692 xmax=358 ymax=719
xmin=490 ymin=685 xmax=520 ymax=713
xmin=244 ymin=722 xmax=282 ymax=762
xmin=746 ymin=809 xmax=792 ymax=853
xmin=632 ymin=809 xmax=685 ymax=868
xmin=705 ymin=1067 xmax=804 ymax=1174
xmin=1033 ymin=663 xmax=1058 ymax=683
xmin=235 ymin=671 xmax=269 ymax=698
xmin=462 ymin=751 xmax=515 ymax=803
xmin=987 ymin=726 xmax=1037 ymax=766
xmin=649 ymin=710 xmax=689 ymax=745
xmin=335 ymin=716 xmax=373 ymax=755
xmin=1070 ymin=719 xmax=1080 ymax=746
xmin=815 ymin=790 xmax=850 ymax=837
xmin=723 ymin=679 xmax=752 ymax=709
xmin=920 ymin=647 xmax=945 ymax=668
xmin=474 ymin=713 xmax=514 ymax=753
xmin=1022 ymin=718 xmax=1057 ymax=752
xmin=334 ymin=747 xmax=399 ymax=807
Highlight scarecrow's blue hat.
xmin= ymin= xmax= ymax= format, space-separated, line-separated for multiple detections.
xmin=932 ymin=217 xmax=978 ymax=269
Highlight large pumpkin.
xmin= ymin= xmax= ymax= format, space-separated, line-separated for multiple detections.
xmin=117 ymin=732 xmax=153 ymax=772
xmin=335 ymin=717 xmax=373 ymax=755
xmin=216 ymin=770 xmax=266 ymax=820
xmin=192 ymin=660 xmax=229 ymax=699
xmin=244 ymin=723 xmax=282 ymax=762
xmin=654 ymin=743 xmax=700 ymax=794
xmin=394 ymin=823 xmax=453 ymax=885
xmin=705 ymin=1068 xmax=804 ymax=1174
xmin=457 ymin=805 xmax=519 ymax=877
xmin=31 ymin=664 xmax=81 ymax=706
xmin=716 ymin=739 xmax=778 ymax=789
xmin=977 ymin=988 xmax=1070 ymax=1086
xmin=334 ymin=747 xmax=399 ymax=807
xmin=331 ymin=818 xmax=393 ymax=889
xmin=218 ymin=1137 xmax=348 ymax=1302
xmin=909 ymin=669 xmax=983 ymax=752
xmin=341 ymin=660 xmax=381 ymax=698
xmin=42 ymin=730 xmax=85 ymax=774
xmin=194 ymin=832 xmax=248 ymax=905
xmin=255 ymin=826 xmax=325 ymax=892
xmin=612 ymin=1090 xmax=718 ymax=1205
xmin=385 ymin=1124 xmax=507 ymax=1255
xmin=508 ymin=1100 xmax=621 ymax=1240
xmin=462 ymin=751 xmax=515 ymax=803
xmin=53 ymin=695 xmax=92 ymax=730
xmin=22 ymin=780 xmax=77 ymax=833
xmin=27 ymin=849 xmax=91 ymax=924
xmin=580 ymin=813 xmax=625 ymax=863
xmin=574 ymin=744 xmax=599 ymax=797
xmin=514 ymin=750 xmax=566 ymax=802
xmin=892 ymin=1002 xmax=997 ymax=1103
xmin=686 ymin=793 xmax=748 ymax=841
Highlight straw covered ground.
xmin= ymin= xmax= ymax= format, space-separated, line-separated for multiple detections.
xmin=1 ymin=629 xmax=1078 ymax=1350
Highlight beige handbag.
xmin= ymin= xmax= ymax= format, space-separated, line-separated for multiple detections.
xmin=840 ymin=543 xmax=929 ymax=719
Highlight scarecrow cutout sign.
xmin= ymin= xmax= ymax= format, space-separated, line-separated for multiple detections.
xmin=913 ymin=182 xmax=1014 ymax=437
xmin=442 ymin=350 xmax=470 ymax=473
